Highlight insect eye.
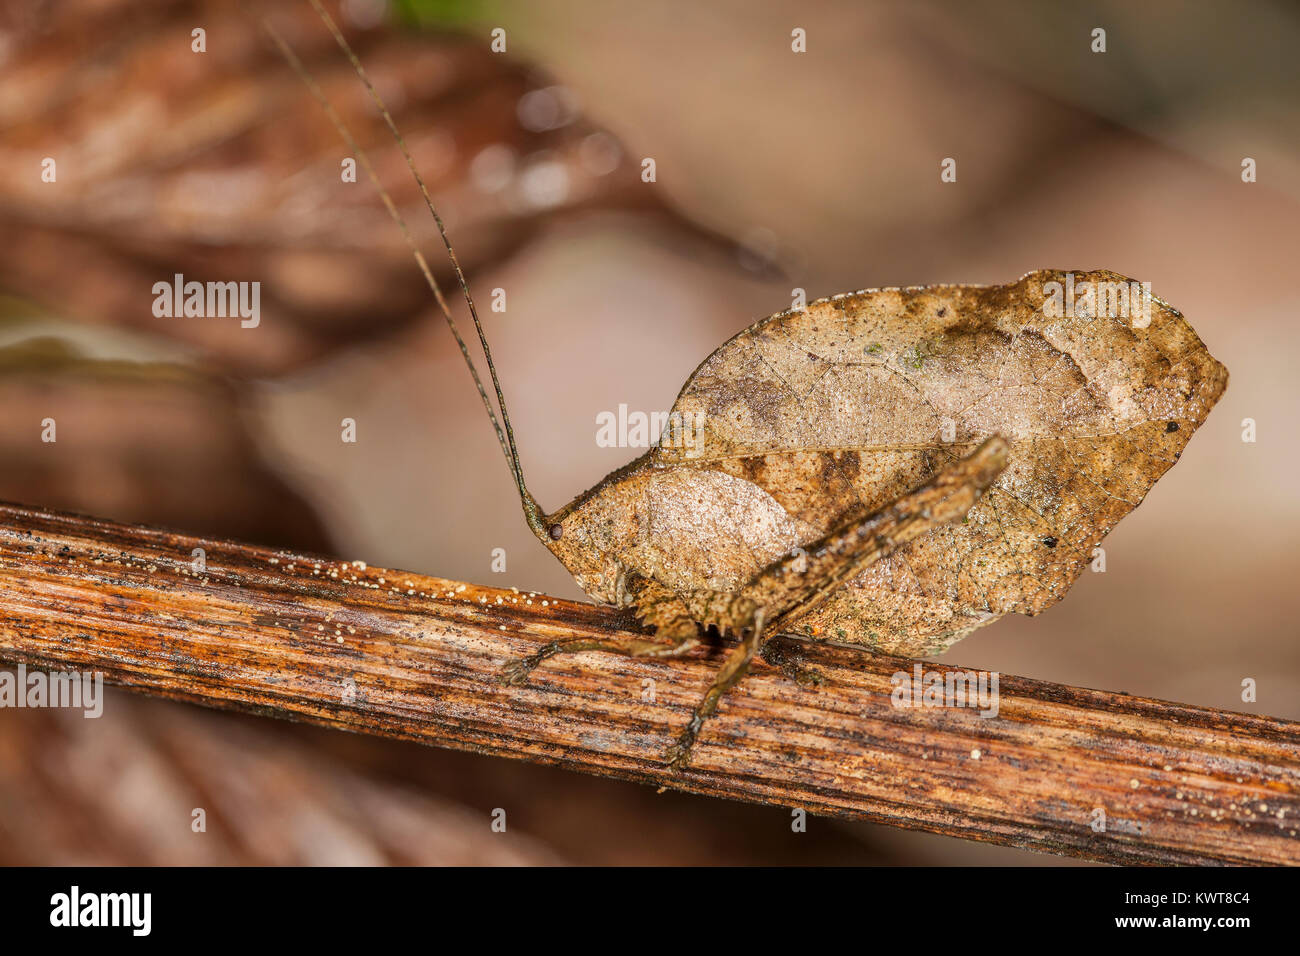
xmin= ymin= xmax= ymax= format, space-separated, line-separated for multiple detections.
xmin=548 ymin=523 xmax=563 ymax=540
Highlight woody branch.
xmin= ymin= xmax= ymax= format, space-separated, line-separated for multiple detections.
xmin=0 ymin=501 xmax=1295 ymax=865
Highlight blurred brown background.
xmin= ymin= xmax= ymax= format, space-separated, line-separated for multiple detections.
xmin=0 ymin=0 xmax=1295 ymax=864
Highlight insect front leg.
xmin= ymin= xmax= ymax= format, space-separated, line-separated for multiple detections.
xmin=498 ymin=573 xmax=700 ymax=686
xmin=498 ymin=627 xmax=700 ymax=686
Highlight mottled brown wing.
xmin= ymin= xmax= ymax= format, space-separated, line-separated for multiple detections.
xmin=655 ymin=269 xmax=1228 ymax=654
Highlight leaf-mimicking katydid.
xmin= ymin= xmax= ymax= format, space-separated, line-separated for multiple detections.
xmin=265 ymin=1 xmax=1228 ymax=769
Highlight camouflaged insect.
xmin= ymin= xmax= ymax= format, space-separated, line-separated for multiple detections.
xmin=504 ymin=270 xmax=1226 ymax=765
xmin=275 ymin=4 xmax=1228 ymax=771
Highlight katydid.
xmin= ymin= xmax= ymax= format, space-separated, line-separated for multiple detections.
xmin=264 ymin=1 xmax=1227 ymax=769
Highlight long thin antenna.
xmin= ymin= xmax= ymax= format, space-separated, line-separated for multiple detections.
xmin=254 ymin=1 xmax=543 ymax=530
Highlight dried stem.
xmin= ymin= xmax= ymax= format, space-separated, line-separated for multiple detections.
xmin=0 ymin=502 xmax=1295 ymax=865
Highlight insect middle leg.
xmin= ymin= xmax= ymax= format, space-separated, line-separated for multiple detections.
xmin=663 ymin=609 xmax=765 ymax=769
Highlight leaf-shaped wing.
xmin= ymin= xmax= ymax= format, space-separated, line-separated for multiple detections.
xmin=654 ymin=269 xmax=1227 ymax=654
